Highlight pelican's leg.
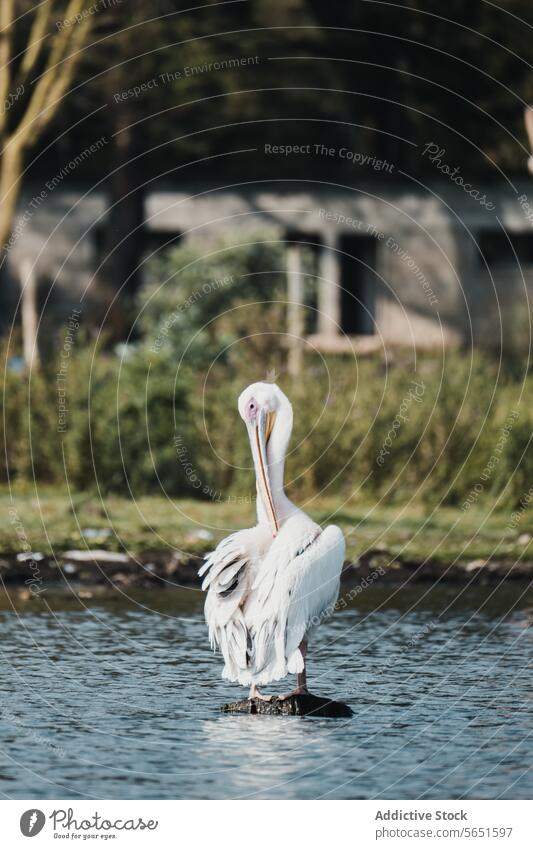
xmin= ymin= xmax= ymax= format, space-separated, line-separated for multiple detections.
xmin=278 ymin=640 xmax=310 ymax=700
xmin=248 ymin=683 xmax=273 ymax=702
xmin=296 ymin=640 xmax=309 ymax=693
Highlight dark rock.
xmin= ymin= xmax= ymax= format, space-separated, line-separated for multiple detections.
xmin=138 ymin=549 xmax=204 ymax=585
xmin=221 ymin=694 xmax=353 ymax=718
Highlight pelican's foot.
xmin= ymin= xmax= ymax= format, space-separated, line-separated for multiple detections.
xmin=277 ymin=686 xmax=310 ymax=701
xmin=248 ymin=684 xmax=273 ymax=702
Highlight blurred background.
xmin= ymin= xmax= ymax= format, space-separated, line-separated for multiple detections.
xmin=1 ymin=0 xmax=533 ymax=561
xmin=1 ymin=0 xmax=533 ymax=804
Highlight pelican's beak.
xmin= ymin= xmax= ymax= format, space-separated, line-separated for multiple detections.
xmin=249 ymin=408 xmax=278 ymax=537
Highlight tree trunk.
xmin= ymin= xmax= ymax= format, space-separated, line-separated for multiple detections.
xmin=20 ymin=257 xmax=40 ymax=369
xmin=0 ymin=145 xmax=41 ymax=369
xmin=0 ymin=143 xmax=23 ymax=252
xmin=97 ymin=92 xmax=145 ymax=339
xmin=287 ymin=243 xmax=304 ymax=377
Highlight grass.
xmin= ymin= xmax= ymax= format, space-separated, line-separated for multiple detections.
xmin=2 ymin=486 xmax=532 ymax=567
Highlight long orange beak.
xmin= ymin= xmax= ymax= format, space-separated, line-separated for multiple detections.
xmin=249 ymin=408 xmax=278 ymax=537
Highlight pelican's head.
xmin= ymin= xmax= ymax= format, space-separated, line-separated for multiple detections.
xmin=238 ymin=382 xmax=292 ymax=536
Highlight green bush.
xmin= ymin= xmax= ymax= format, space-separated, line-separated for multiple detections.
xmin=139 ymin=232 xmax=284 ymax=363
xmin=62 ymin=347 xmax=195 ymax=497
xmin=1 ymin=345 xmax=532 ymax=511
xmin=1 ymin=229 xmax=532 ymax=513
xmin=492 ymin=417 xmax=533 ymax=509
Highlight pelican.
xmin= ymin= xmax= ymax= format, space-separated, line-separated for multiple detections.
xmin=199 ymin=382 xmax=345 ymax=700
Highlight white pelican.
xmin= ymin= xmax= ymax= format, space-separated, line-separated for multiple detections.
xmin=199 ymin=382 xmax=345 ymax=700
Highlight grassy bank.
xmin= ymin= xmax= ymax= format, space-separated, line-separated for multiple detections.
xmin=3 ymin=487 xmax=532 ymax=568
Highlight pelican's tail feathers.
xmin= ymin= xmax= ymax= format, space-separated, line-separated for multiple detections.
xmin=287 ymin=647 xmax=304 ymax=674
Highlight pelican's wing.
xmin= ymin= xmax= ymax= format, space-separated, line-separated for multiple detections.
xmin=199 ymin=531 xmax=249 ymax=594
xmin=200 ymin=526 xmax=271 ymax=684
xmin=247 ymin=521 xmax=345 ymax=684
xmin=284 ymin=525 xmax=345 ymax=668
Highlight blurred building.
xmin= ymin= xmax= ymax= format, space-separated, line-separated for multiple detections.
xmin=3 ymin=180 xmax=533 ymax=352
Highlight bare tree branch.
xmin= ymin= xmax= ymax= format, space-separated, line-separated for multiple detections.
xmin=42 ymin=17 xmax=93 ymax=132
xmin=13 ymin=0 xmax=93 ymax=151
xmin=0 ymin=0 xmax=15 ymax=135
xmin=0 ymin=0 xmax=96 ymax=255
xmin=16 ymin=0 xmax=54 ymax=87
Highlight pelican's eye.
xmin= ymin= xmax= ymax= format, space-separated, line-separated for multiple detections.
xmin=247 ymin=398 xmax=258 ymax=419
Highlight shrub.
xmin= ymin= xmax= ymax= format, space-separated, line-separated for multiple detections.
xmin=138 ymin=232 xmax=288 ymax=364
xmin=1 ymin=313 xmax=531 ymax=512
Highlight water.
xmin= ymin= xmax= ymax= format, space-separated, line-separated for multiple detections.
xmin=0 ymin=583 xmax=531 ymax=799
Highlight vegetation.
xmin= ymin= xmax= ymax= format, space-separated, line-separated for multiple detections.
xmin=1 ymin=233 xmax=531 ymax=529
xmin=2 ymin=344 xmax=533 ymax=508
xmin=1 ymin=487 xmax=532 ymax=568
xmin=0 ymin=3 xmax=531 ymax=562
xmin=0 ymin=1 xmax=99 ymax=251
xmin=20 ymin=1 xmax=533 ymax=185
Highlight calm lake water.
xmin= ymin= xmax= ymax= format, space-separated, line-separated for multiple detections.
xmin=0 ymin=582 xmax=531 ymax=800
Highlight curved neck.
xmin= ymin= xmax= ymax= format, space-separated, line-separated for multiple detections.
xmin=255 ymin=408 xmax=296 ymax=527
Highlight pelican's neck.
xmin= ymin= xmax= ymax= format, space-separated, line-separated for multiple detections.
xmin=255 ymin=407 xmax=296 ymax=527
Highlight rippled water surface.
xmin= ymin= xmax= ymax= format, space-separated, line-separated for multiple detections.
xmin=0 ymin=583 xmax=531 ymax=799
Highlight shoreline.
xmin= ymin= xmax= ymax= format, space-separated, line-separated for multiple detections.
xmin=2 ymin=547 xmax=532 ymax=595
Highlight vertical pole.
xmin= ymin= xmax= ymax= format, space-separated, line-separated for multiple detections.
xmin=287 ymin=241 xmax=304 ymax=377
xmin=20 ymin=257 xmax=40 ymax=369
xmin=318 ymin=232 xmax=342 ymax=338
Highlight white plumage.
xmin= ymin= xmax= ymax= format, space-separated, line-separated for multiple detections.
xmin=199 ymin=382 xmax=345 ymax=698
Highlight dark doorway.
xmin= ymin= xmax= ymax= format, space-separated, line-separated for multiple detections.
xmin=143 ymin=230 xmax=183 ymax=256
xmin=477 ymin=230 xmax=533 ymax=268
xmin=339 ymin=235 xmax=377 ymax=335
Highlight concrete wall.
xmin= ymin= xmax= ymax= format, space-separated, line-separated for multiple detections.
xmin=3 ymin=180 xmax=533 ymax=351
